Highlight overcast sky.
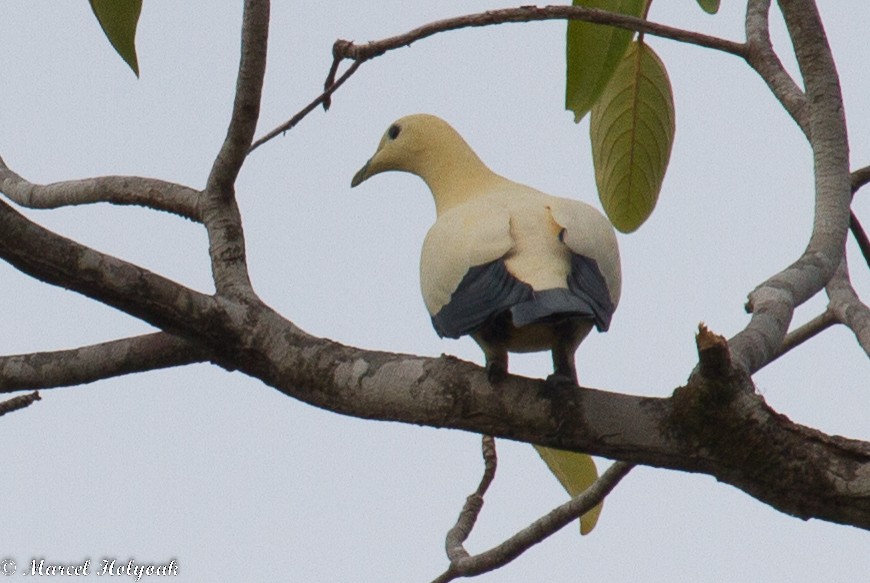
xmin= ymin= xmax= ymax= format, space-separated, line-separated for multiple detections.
xmin=1 ymin=2 xmax=869 ymax=582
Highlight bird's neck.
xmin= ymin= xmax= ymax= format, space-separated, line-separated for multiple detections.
xmin=421 ymin=147 xmax=506 ymax=216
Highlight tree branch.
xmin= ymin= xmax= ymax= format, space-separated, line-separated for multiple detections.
xmin=249 ymin=59 xmax=363 ymax=152
xmin=0 ymin=333 xmax=208 ymax=393
xmin=849 ymin=211 xmax=870 ymax=269
xmin=0 ymin=198 xmax=221 ymax=339
xmin=0 ymin=391 xmax=40 ymax=417
xmin=744 ymin=0 xmax=810 ymax=136
xmin=444 ymin=436 xmax=498 ymax=564
xmin=202 ymin=0 xmax=270 ymax=297
xmin=766 ymin=309 xmax=838 ymax=365
xmin=206 ymin=0 xmax=270 ymax=196
xmin=826 ymin=260 xmax=870 ymax=357
xmin=730 ymin=0 xmax=851 ymax=373
xmin=852 ymin=164 xmax=870 ymax=194
xmin=252 ymin=5 xmax=746 ymax=151
xmin=0 ymin=155 xmax=200 ymax=222
xmin=334 ymin=5 xmax=746 ymax=63
xmin=433 ymin=460 xmax=634 ymax=583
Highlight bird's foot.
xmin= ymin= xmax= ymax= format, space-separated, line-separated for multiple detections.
xmin=486 ymin=361 xmax=509 ymax=386
xmin=544 ymin=372 xmax=580 ymax=394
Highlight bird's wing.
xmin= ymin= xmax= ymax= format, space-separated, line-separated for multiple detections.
xmin=421 ymin=201 xmax=530 ymax=339
xmin=549 ymin=197 xmax=622 ymax=331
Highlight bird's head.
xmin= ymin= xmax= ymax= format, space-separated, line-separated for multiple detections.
xmin=351 ymin=114 xmax=491 ymax=193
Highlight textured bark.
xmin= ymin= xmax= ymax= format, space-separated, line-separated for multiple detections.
xmin=1 ymin=0 xmax=869 ymax=547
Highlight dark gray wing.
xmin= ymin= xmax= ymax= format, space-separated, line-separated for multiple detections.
xmin=432 ymin=253 xmax=615 ymax=339
xmin=564 ymin=253 xmax=615 ymax=331
xmin=431 ymin=260 xmax=532 ymax=339
xmin=509 ymin=254 xmax=614 ymax=332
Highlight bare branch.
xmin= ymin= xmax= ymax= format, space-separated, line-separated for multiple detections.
xmin=432 ymin=462 xmax=634 ymax=583
xmin=730 ymin=0 xmax=851 ymax=373
xmin=252 ymin=5 xmax=746 ymax=151
xmin=0 ymin=198 xmax=220 ymax=338
xmin=0 ymin=391 xmax=40 ymax=417
xmin=766 ymin=309 xmax=838 ymax=366
xmin=206 ymin=0 xmax=270 ymax=195
xmin=335 ymin=5 xmax=746 ymax=63
xmin=202 ymin=0 xmax=270 ymax=298
xmin=0 ymin=333 xmax=208 ymax=393
xmin=826 ymin=260 xmax=870 ymax=357
xmin=444 ymin=436 xmax=497 ymax=564
xmin=744 ymin=0 xmax=810 ymax=135
xmin=0 ymin=156 xmax=200 ymax=222
xmin=249 ymin=59 xmax=363 ymax=153
xmin=853 ymin=164 xmax=870 ymax=194
xmin=850 ymin=211 xmax=870 ymax=269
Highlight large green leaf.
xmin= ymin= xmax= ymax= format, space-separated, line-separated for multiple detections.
xmin=590 ymin=40 xmax=675 ymax=233
xmin=696 ymin=0 xmax=721 ymax=14
xmin=89 ymin=0 xmax=142 ymax=76
xmin=534 ymin=445 xmax=602 ymax=535
xmin=565 ymin=0 xmax=648 ymax=123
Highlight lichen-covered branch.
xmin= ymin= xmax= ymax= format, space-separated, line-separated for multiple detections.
xmin=0 ymin=333 xmax=207 ymax=393
xmin=744 ymin=0 xmax=809 ymax=135
xmin=202 ymin=0 xmax=270 ymax=297
xmin=0 ymin=155 xmax=200 ymax=222
xmin=730 ymin=0 xmax=851 ymax=373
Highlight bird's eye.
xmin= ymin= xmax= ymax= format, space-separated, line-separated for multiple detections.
xmin=387 ymin=124 xmax=401 ymax=140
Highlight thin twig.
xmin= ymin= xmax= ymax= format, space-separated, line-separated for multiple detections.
xmin=852 ymin=164 xmax=870 ymax=194
xmin=826 ymin=260 xmax=870 ymax=357
xmin=849 ymin=211 xmax=870 ymax=269
xmin=249 ymin=60 xmax=362 ymax=153
xmin=432 ymin=461 xmax=634 ymax=583
xmin=334 ymin=5 xmax=746 ymax=63
xmin=251 ymin=5 xmax=745 ymax=151
xmin=0 ymin=391 xmax=41 ymax=417
xmin=445 ymin=435 xmax=498 ymax=562
xmin=766 ymin=310 xmax=838 ymax=366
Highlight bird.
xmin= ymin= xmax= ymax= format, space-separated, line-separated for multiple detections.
xmin=351 ymin=114 xmax=622 ymax=533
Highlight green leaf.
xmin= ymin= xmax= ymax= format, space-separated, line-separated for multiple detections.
xmin=89 ymin=0 xmax=142 ymax=76
xmin=534 ymin=445 xmax=602 ymax=535
xmin=590 ymin=40 xmax=675 ymax=233
xmin=696 ymin=0 xmax=721 ymax=14
xmin=565 ymin=0 xmax=648 ymax=123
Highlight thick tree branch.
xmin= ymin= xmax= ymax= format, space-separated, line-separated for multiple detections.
xmin=0 ymin=333 xmax=208 ymax=393
xmin=730 ymin=0 xmax=851 ymax=373
xmin=434 ymin=460 xmax=634 ymax=583
xmin=0 ymin=156 xmax=200 ymax=222
xmin=0 ymin=198 xmax=222 ymax=339
xmin=202 ymin=0 xmax=270 ymax=298
xmin=744 ymin=0 xmax=810 ymax=136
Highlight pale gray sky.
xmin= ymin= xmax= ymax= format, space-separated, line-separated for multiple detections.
xmin=1 ymin=2 xmax=868 ymax=582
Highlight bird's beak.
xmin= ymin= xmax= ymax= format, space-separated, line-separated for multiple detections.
xmin=350 ymin=159 xmax=372 ymax=188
